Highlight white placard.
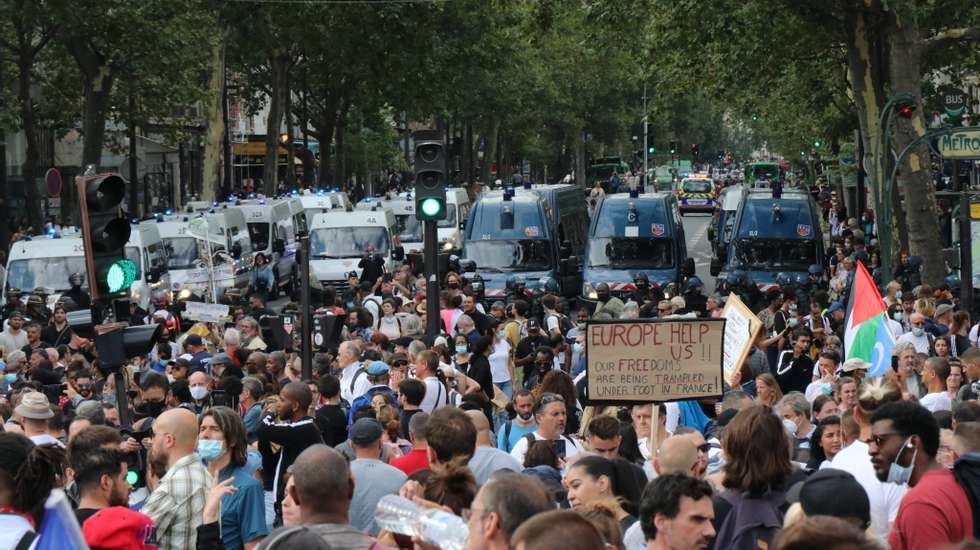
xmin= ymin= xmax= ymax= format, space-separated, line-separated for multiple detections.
xmin=184 ymin=301 xmax=230 ymax=323
xmin=171 ymin=265 xmax=236 ymax=288
xmin=720 ymin=294 xmax=762 ymax=382
xmin=624 ymin=226 xmax=640 ymax=238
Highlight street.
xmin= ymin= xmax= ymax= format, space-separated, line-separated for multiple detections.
xmin=682 ymin=212 xmax=715 ymax=291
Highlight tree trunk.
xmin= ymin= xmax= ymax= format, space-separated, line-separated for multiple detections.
xmin=575 ymin=129 xmax=586 ymax=187
xmin=336 ymin=114 xmax=347 ymax=191
xmin=201 ymin=38 xmax=225 ymax=202
xmin=887 ymin=14 xmax=945 ymax=286
xmin=480 ymin=119 xmax=500 ymax=185
xmin=284 ymin=73 xmax=296 ymax=187
xmin=78 ymin=70 xmax=113 ymax=170
xmin=16 ymin=50 xmax=42 ymax=232
xmin=262 ymin=52 xmax=289 ymax=195
xmin=315 ymin=110 xmax=335 ymax=187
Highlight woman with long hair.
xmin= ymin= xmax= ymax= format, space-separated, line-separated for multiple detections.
xmin=805 ymin=415 xmax=842 ymax=471
xmin=755 ymin=373 xmax=783 ymax=407
xmin=564 ymin=455 xmax=642 ymax=533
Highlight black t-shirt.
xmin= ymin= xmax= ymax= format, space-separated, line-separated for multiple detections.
xmin=465 ymin=355 xmax=495 ymax=399
xmin=314 ymin=405 xmax=349 ymax=447
xmin=516 ymin=335 xmax=552 ymax=363
xmin=42 ymin=324 xmax=73 ymax=348
xmin=465 ymin=309 xmax=490 ymax=334
xmin=400 ymin=409 xmax=423 ymax=440
xmin=358 ymin=255 xmax=386 ymax=286
xmin=775 ymin=353 xmax=814 ymax=395
xmin=75 ymin=508 xmax=100 ymax=527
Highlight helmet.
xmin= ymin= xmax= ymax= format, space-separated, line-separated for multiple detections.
xmin=725 ymin=272 xmax=743 ymax=287
xmin=543 ymin=278 xmax=559 ymax=293
xmin=26 ymin=295 xmax=43 ymax=307
xmin=32 ymin=287 xmax=49 ymax=297
xmin=6 ymin=288 xmax=22 ymax=299
xmin=69 ymin=273 xmax=84 ymax=287
xmin=808 ymin=264 xmax=824 ymax=276
xmin=686 ymin=276 xmax=703 ymax=290
xmin=634 ymin=272 xmax=649 ymax=283
xmin=774 ymin=272 xmax=791 ymax=286
xmin=58 ymin=296 xmax=78 ymax=312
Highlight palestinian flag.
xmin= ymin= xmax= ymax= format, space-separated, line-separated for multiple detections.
xmin=844 ymin=261 xmax=894 ymax=376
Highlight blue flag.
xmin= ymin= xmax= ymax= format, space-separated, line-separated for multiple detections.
xmin=36 ymin=490 xmax=88 ymax=550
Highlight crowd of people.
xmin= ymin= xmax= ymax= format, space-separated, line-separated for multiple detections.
xmin=0 ymin=183 xmax=980 ymax=550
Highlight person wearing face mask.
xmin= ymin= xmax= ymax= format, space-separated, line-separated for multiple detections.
xmin=188 ymin=371 xmax=214 ymax=415
xmin=869 ymin=400 xmax=972 ymax=549
xmin=775 ymin=330 xmax=814 ymax=395
xmin=498 ymin=389 xmax=538 ymax=453
xmin=198 ymin=406 xmax=269 ymax=550
xmin=897 ymin=312 xmax=934 ymax=355
xmin=487 ymin=321 xmax=512 ymax=399
xmin=133 ymin=372 xmax=171 ymax=424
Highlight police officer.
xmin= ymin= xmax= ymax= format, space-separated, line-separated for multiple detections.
xmin=683 ymin=276 xmax=708 ymax=317
xmin=629 ymin=273 xmax=664 ymax=306
xmin=24 ymin=294 xmax=49 ymax=326
xmin=1 ymin=289 xmax=24 ymax=322
xmin=64 ymin=272 xmax=92 ymax=309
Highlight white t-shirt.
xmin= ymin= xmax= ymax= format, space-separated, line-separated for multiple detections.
xmin=829 ymin=440 xmax=906 ymax=539
xmin=896 ymin=331 xmax=931 ymax=354
xmin=508 ymin=431 xmax=583 ymax=466
xmin=623 ymin=520 xmax=645 ymax=550
xmin=420 ymin=376 xmax=449 ymax=413
xmin=0 ymin=513 xmax=34 ymax=550
xmin=805 ymin=380 xmax=833 ymax=403
xmin=340 ymin=362 xmax=371 ymax=403
xmin=488 ymin=339 xmax=511 ymax=384
xmin=919 ymin=391 xmax=953 ymax=413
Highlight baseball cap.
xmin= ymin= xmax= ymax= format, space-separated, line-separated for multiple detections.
xmin=350 ymin=418 xmax=384 ymax=446
xmin=787 ymin=468 xmax=871 ymax=528
xmin=185 ymin=334 xmax=203 ymax=346
xmin=7 ymin=311 xmax=23 ymax=320
xmin=210 ymin=352 xmax=233 ymax=366
xmin=841 ymin=358 xmax=869 ymax=373
xmin=389 ymin=352 xmax=410 ymax=366
xmin=936 ymin=303 xmax=955 ymax=317
xmin=391 ymin=336 xmax=413 ymax=348
xmin=82 ymin=506 xmax=158 ymax=550
xmin=527 ymin=319 xmax=540 ymax=331
xmin=827 ymin=302 xmax=845 ymax=314
xmin=366 ymin=361 xmax=390 ymax=377
xmin=433 ymin=336 xmax=448 ymax=348
xmin=14 ymin=392 xmax=53 ymax=420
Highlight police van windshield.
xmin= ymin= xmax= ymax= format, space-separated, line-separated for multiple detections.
xmin=310 ymin=227 xmax=390 ymax=259
xmin=588 ymin=238 xmax=674 ymax=269
xmin=7 ymin=257 xmax=89 ymax=291
xmin=247 ymin=222 xmax=270 ymax=251
xmin=733 ymin=239 xmax=818 ymax=271
xmin=396 ymin=215 xmax=423 ymax=242
xmin=465 ymin=240 xmax=551 ymax=271
xmin=163 ymin=237 xmax=200 ymax=270
xmin=589 ymin=199 xmax=675 ymax=269
xmin=682 ymin=180 xmax=712 ymax=193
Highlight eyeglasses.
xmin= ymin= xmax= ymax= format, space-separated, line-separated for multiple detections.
xmin=869 ymin=431 xmax=904 ymax=447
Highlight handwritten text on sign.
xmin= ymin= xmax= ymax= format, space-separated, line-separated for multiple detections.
xmin=587 ymin=319 xmax=725 ymax=402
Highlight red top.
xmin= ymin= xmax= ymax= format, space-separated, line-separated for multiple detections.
xmin=889 ymin=468 xmax=973 ymax=550
xmin=390 ymin=448 xmax=429 ymax=475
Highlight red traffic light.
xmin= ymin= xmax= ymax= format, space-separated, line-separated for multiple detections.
xmin=894 ymin=104 xmax=916 ymax=118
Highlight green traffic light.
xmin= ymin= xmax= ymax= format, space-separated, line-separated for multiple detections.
xmin=106 ymin=258 xmax=138 ymax=293
xmin=420 ymin=197 xmax=444 ymax=219
xmin=648 ymin=147 xmax=656 ymax=153
xmin=814 ymin=140 xmax=822 ymax=148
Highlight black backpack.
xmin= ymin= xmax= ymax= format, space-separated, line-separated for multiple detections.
xmin=714 ymin=489 xmax=785 ymax=550
xmin=953 ymin=454 xmax=980 ymax=539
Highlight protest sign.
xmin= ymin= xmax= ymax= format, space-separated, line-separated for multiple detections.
xmin=184 ymin=301 xmax=230 ymax=323
xmin=585 ymin=318 xmax=725 ymax=404
xmin=720 ymin=294 xmax=762 ymax=383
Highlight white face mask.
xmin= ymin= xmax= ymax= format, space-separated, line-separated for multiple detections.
xmin=190 ymin=386 xmax=209 ymax=401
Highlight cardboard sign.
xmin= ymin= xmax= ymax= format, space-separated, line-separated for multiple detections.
xmin=720 ymin=294 xmax=762 ymax=383
xmin=585 ymin=319 xmax=725 ymax=403
xmin=184 ymin=301 xmax=230 ymax=323
xmin=170 ymin=265 xmax=236 ymax=288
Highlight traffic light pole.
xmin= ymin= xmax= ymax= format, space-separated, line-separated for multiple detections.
xmin=642 ymin=84 xmax=649 ymax=187
xmin=424 ymin=219 xmax=441 ymax=338
xmin=298 ymin=231 xmax=313 ymax=380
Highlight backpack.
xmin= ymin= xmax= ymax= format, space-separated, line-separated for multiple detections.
xmin=952 ymin=454 xmax=980 ymax=539
xmin=548 ymin=312 xmax=575 ymax=335
xmin=347 ymin=385 xmax=401 ymax=429
xmin=714 ymin=489 xmax=785 ymax=550
xmin=349 ymin=367 xmax=367 ymax=397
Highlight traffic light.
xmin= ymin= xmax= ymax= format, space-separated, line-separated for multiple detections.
xmin=813 ymin=139 xmax=822 ymax=148
xmin=76 ymin=173 xmax=136 ymax=299
xmin=648 ymin=145 xmax=656 ymax=154
xmin=413 ymin=130 xmax=447 ymax=221
xmin=894 ymin=102 xmax=917 ymax=119
xmin=690 ymin=143 xmax=700 ymax=158
xmin=669 ymin=141 xmax=678 ymax=155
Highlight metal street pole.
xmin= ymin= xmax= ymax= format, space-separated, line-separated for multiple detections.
xmin=959 ymin=192 xmax=973 ymax=314
xmin=424 ymin=219 xmax=441 ymax=338
xmin=298 ymin=230 xmax=312 ymax=379
xmin=642 ymin=83 xmax=649 ymax=185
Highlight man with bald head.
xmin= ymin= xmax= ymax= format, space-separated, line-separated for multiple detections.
xmin=143 ymin=408 xmax=212 ymax=550
xmin=261 ymin=444 xmax=377 ymax=548
xmin=258 ymin=381 xmax=323 ymax=527
xmin=465 ymin=410 xmax=521 ymax=485
xmin=653 ymin=435 xmax=701 ymax=477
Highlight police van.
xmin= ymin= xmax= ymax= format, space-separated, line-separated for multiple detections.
xmin=709 ymin=186 xmax=744 ymax=276
xmin=308 ymin=206 xmax=403 ymax=294
xmin=233 ymin=196 xmax=305 ymax=297
xmin=462 ymin=183 xmax=587 ymax=300
xmin=157 ymin=206 xmax=254 ymax=295
xmin=299 ymin=189 xmax=353 ymax=227
xmin=581 ymin=190 xmax=695 ymax=305
xmin=677 ymin=175 xmax=716 ymax=215
xmin=356 ymin=188 xmax=470 ymax=254
xmin=2 ymin=222 xmax=169 ymax=311
xmin=717 ymin=188 xmax=824 ymax=293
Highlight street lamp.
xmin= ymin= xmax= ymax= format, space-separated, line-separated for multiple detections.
xmin=875 ymin=93 xmax=916 ymax=282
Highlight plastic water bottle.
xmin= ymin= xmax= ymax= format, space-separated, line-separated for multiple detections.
xmin=375 ymin=494 xmax=469 ymax=550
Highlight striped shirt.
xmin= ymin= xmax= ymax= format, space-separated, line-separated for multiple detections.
xmin=143 ymin=453 xmax=212 ymax=550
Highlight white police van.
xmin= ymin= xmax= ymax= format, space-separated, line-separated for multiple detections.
xmin=356 ymin=188 xmax=470 ymax=254
xmin=156 ymin=206 xmax=253 ymax=296
xmin=299 ymin=189 xmax=353 ymax=227
xmin=232 ymin=196 xmax=305 ymax=297
xmin=2 ymin=222 xmax=170 ymax=311
xmin=307 ymin=206 xmax=403 ymax=294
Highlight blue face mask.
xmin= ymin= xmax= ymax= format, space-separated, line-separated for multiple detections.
xmin=886 ymin=437 xmax=917 ymax=485
xmin=4 ymin=373 xmax=16 ymax=384
xmin=497 ymin=331 xmax=506 ymax=340
xmin=896 ymin=291 xmax=903 ymax=300
xmin=573 ymin=342 xmax=583 ymax=355
xmin=788 ymin=318 xmax=799 ymax=328
xmin=893 ymin=312 xmax=904 ymax=322
xmin=196 ymin=439 xmax=225 ymax=462
xmin=455 ymin=345 xmax=468 ymax=355
xmin=912 ymin=327 xmax=925 ymax=337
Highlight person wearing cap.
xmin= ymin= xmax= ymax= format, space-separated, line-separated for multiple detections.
xmin=14 ymin=391 xmax=63 ymax=448
xmin=0 ymin=311 xmax=28 ymax=355
xmin=826 ymin=301 xmax=847 ymax=338
xmin=184 ymin=334 xmax=213 ymax=374
xmin=1 ymin=288 xmax=24 ymax=322
xmin=930 ymin=303 xmax=954 ymax=338
xmin=348 ymin=417 xmax=407 ymax=536
xmin=515 ymin=319 xmax=551 ymax=384
xmin=840 ymin=357 xmax=869 ymax=384
xmin=786 ymin=468 xmax=871 ymax=531
xmin=346 ymin=361 xmax=400 ymax=429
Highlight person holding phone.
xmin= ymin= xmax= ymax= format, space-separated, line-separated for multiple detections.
xmin=508 ymin=392 xmax=583 ymax=466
